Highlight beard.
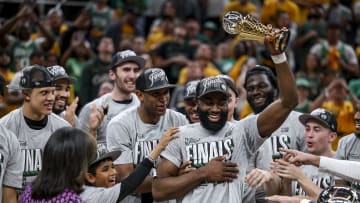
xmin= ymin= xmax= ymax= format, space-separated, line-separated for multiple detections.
xmin=198 ymin=108 xmax=228 ymax=132
xmin=248 ymin=91 xmax=275 ymax=114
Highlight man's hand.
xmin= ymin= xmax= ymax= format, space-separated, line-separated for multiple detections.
xmin=265 ymin=195 xmax=309 ymax=203
xmin=279 ymin=148 xmax=319 ymax=167
xmin=245 ymin=168 xmax=273 ymax=188
xmin=270 ymin=159 xmax=302 ymax=180
xmin=200 ymin=156 xmax=238 ymax=182
xmin=88 ymin=103 xmax=106 ymax=137
xmin=178 ymin=161 xmax=196 ymax=176
xmin=64 ymin=97 xmax=79 ymax=127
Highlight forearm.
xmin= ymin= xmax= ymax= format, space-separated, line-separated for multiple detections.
xmin=152 ymin=168 xmax=207 ymax=201
xmin=263 ymin=173 xmax=282 ymax=196
xmin=118 ymin=159 xmax=154 ymax=201
xmin=319 ymin=156 xmax=360 ymax=181
xmin=309 ymin=91 xmax=326 ymax=111
xmin=273 ymin=54 xmax=298 ymax=109
xmin=37 ymin=21 xmax=55 ymax=51
xmin=279 ymin=178 xmax=292 ymax=196
xmin=60 ymin=46 xmax=74 ymax=66
xmin=297 ymin=172 xmax=322 ymax=197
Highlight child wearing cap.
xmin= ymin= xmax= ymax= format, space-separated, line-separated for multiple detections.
xmin=81 ymin=128 xmax=179 ymax=203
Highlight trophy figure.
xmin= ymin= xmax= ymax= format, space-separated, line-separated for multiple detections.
xmin=223 ymin=11 xmax=290 ymax=52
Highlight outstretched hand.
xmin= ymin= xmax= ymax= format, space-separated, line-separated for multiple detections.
xmin=279 ymin=148 xmax=319 ymax=167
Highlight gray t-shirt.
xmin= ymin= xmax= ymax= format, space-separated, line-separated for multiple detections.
xmin=255 ymin=111 xmax=306 ymax=170
xmin=81 ymin=184 xmax=121 ymax=203
xmin=79 ymin=93 xmax=140 ymax=151
xmin=335 ymin=133 xmax=360 ymax=191
xmin=161 ymin=115 xmax=265 ymax=203
xmin=0 ymin=124 xmax=23 ymax=200
xmin=0 ymin=108 xmax=70 ymax=189
xmin=107 ymin=107 xmax=188 ymax=203
xmin=292 ymin=165 xmax=335 ymax=196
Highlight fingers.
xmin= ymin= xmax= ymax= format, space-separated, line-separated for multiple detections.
xmin=211 ymin=156 xmax=225 ymax=162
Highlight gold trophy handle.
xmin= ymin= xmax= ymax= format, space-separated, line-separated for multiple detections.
xmin=223 ymin=11 xmax=290 ymax=52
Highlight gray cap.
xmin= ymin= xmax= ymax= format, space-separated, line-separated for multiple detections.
xmin=136 ymin=68 xmax=176 ymax=92
xmin=111 ymin=50 xmax=145 ymax=69
xmin=299 ymin=108 xmax=337 ymax=132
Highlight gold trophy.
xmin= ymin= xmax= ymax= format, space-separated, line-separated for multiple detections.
xmin=223 ymin=11 xmax=290 ymax=52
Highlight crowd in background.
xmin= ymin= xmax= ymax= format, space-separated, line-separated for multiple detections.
xmin=0 ymin=0 xmax=360 ymax=202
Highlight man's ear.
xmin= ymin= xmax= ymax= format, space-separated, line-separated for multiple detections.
xmin=108 ymin=69 xmax=116 ymax=80
xmin=329 ymin=132 xmax=337 ymax=143
xmin=85 ymin=172 xmax=96 ymax=185
xmin=135 ymin=90 xmax=143 ymax=101
xmin=22 ymin=90 xmax=31 ymax=101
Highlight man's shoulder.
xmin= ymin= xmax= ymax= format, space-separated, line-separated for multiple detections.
xmin=108 ymin=107 xmax=137 ymax=124
xmin=0 ymin=108 xmax=21 ymax=124
xmin=339 ymin=133 xmax=358 ymax=144
xmin=49 ymin=113 xmax=72 ymax=127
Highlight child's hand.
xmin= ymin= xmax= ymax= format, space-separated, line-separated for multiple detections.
xmin=157 ymin=127 xmax=180 ymax=151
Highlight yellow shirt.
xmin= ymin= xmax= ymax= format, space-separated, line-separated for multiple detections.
xmin=145 ymin=28 xmax=172 ymax=52
xmin=322 ymin=100 xmax=355 ymax=150
xmin=223 ymin=1 xmax=257 ymax=16
xmin=261 ymin=0 xmax=301 ymax=25
xmin=177 ymin=62 xmax=221 ymax=85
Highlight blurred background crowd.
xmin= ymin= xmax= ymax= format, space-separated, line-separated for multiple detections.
xmin=0 ymin=0 xmax=359 ymax=151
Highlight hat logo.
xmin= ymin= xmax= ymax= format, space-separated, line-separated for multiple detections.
xmin=119 ymin=50 xmax=136 ymax=59
xmin=201 ymin=77 xmax=226 ymax=96
xmin=149 ymin=70 xmax=167 ymax=87
xmin=47 ymin=66 xmax=65 ymax=77
xmin=186 ymin=83 xmax=197 ymax=96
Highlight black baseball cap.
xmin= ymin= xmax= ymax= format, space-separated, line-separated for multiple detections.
xmin=317 ymin=186 xmax=359 ymax=203
xmin=196 ymin=76 xmax=228 ymax=99
xmin=184 ymin=80 xmax=200 ymax=99
xmin=47 ymin=65 xmax=77 ymax=84
xmin=299 ymin=108 xmax=337 ymax=132
xmin=136 ymin=68 xmax=176 ymax=92
xmin=8 ymin=65 xmax=55 ymax=90
xmin=217 ymin=75 xmax=239 ymax=97
xmin=90 ymin=150 xmax=122 ymax=166
xmin=110 ymin=50 xmax=145 ymax=70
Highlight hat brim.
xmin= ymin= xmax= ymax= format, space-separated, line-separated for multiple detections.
xmin=90 ymin=150 xmax=122 ymax=166
xmin=299 ymin=114 xmax=333 ymax=131
xmin=54 ymin=76 xmax=77 ymax=84
xmin=112 ymin=56 xmax=145 ymax=69
xmin=143 ymin=84 xmax=177 ymax=92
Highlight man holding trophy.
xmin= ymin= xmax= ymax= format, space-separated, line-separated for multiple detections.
xmin=152 ymin=11 xmax=297 ymax=202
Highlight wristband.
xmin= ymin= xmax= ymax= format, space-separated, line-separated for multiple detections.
xmin=271 ymin=53 xmax=287 ymax=64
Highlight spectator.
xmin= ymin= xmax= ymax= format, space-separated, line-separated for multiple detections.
xmin=310 ymin=77 xmax=358 ymax=150
xmin=79 ymin=37 xmax=114 ymax=106
xmin=294 ymin=77 xmax=312 ymax=113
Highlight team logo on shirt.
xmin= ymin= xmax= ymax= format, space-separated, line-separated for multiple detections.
xmin=134 ymin=139 xmax=159 ymax=165
xmin=185 ymin=138 xmax=234 ymax=167
xmin=295 ymin=175 xmax=334 ymax=196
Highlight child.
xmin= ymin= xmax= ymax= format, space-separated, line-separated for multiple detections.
xmin=81 ymin=127 xmax=179 ymax=202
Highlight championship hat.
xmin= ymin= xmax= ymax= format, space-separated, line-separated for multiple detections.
xmin=196 ymin=76 xmax=228 ymax=99
xmin=299 ymin=108 xmax=337 ymax=132
xmin=110 ymin=50 xmax=145 ymax=70
xmin=136 ymin=68 xmax=176 ymax=92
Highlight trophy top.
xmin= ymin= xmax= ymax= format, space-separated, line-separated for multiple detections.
xmin=222 ymin=11 xmax=243 ymax=34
